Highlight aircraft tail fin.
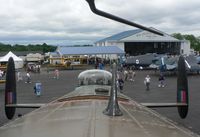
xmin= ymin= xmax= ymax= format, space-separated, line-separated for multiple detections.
xmin=177 ymin=55 xmax=189 ymax=119
xmin=5 ymin=57 xmax=17 ymax=120
xmin=142 ymin=56 xmax=189 ymax=119
xmin=4 ymin=57 xmax=43 ymax=119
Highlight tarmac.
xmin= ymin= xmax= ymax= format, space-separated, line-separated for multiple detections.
xmin=0 ymin=67 xmax=200 ymax=135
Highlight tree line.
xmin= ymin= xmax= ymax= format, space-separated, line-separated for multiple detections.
xmin=0 ymin=43 xmax=57 ymax=53
xmin=171 ymin=33 xmax=200 ymax=51
xmin=0 ymin=43 xmax=93 ymax=53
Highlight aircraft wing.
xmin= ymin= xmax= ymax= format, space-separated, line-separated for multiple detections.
xmin=0 ymin=90 xmax=198 ymax=137
xmin=166 ymin=64 xmax=177 ymax=71
xmin=185 ymin=55 xmax=200 ymax=72
xmin=126 ymin=54 xmax=157 ymax=67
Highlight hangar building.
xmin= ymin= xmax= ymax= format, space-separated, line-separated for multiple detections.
xmin=95 ymin=28 xmax=190 ymax=56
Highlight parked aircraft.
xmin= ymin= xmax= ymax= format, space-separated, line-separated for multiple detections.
xmin=149 ymin=55 xmax=178 ymax=72
xmin=125 ymin=54 xmax=186 ymax=72
xmin=150 ymin=55 xmax=200 ymax=74
xmin=185 ymin=55 xmax=200 ymax=73
xmin=196 ymin=56 xmax=200 ymax=64
xmin=125 ymin=53 xmax=158 ymax=69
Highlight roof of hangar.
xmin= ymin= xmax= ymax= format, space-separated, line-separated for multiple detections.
xmin=96 ymin=29 xmax=143 ymax=43
xmin=57 ymin=46 xmax=125 ymax=55
xmin=95 ymin=28 xmax=179 ymax=43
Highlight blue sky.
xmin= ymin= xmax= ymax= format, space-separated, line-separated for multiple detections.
xmin=0 ymin=0 xmax=200 ymax=45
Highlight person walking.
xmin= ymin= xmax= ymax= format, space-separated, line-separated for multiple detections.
xmin=130 ymin=68 xmax=136 ymax=82
xmin=158 ymin=74 xmax=165 ymax=87
xmin=124 ymin=69 xmax=128 ymax=81
xmin=34 ymin=82 xmax=42 ymax=97
xmin=117 ymin=69 xmax=124 ymax=92
xmin=54 ymin=69 xmax=59 ymax=79
xmin=95 ymin=62 xmax=98 ymax=69
xmin=25 ymin=72 xmax=31 ymax=83
xmin=17 ymin=71 xmax=23 ymax=81
xmin=98 ymin=62 xmax=104 ymax=70
xmin=144 ymin=75 xmax=151 ymax=91
xmin=0 ymin=70 xmax=3 ymax=80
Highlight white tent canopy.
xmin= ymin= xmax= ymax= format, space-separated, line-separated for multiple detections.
xmin=0 ymin=51 xmax=24 ymax=69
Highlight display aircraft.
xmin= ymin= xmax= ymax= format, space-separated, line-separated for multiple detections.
xmin=150 ymin=55 xmax=200 ymax=74
xmin=125 ymin=53 xmax=158 ymax=69
xmin=149 ymin=55 xmax=178 ymax=72
xmin=0 ymin=0 xmax=198 ymax=136
xmin=196 ymin=56 xmax=200 ymax=64
xmin=184 ymin=55 xmax=200 ymax=74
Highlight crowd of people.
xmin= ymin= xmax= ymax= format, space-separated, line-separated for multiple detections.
xmin=15 ymin=67 xmax=61 ymax=97
xmin=116 ymin=67 xmax=136 ymax=92
xmin=115 ymin=66 xmax=166 ymax=92
xmin=92 ymin=60 xmax=166 ymax=92
xmin=4 ymin=61 xmax=167 ymax=98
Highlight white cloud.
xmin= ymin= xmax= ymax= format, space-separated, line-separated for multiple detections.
xmin=0 ymin=0 xmax=200 ymax=45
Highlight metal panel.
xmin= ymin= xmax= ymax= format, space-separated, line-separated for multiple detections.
xmin=58 ymin=46 xmax=125 ymax=55
xmin=96 ymin=29 xmax=143 ymax=43
xmin=0 ymin=100 xmax=198 ymax=137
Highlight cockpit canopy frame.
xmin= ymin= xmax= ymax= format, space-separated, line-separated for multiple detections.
xmin=78 ymin=69 xmax=112 ymax=86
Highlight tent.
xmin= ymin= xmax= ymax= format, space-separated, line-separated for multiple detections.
xmin=0 ymin=51 xmax=24 ymax=69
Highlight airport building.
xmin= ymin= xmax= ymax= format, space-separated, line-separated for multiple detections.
xmin=95 ymin=28 xmax=190 ymax=56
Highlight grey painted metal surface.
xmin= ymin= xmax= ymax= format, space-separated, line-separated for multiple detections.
xmin=95 ymin=29 xmax=143 ymax=43
xmin=0 ymin=98 xmax=198 ymax=137
xmin=126 ymin=53 xmax=158 ymax=67
xmin=0 ymin=87 xmax=199 ymax=137
xmin=103 ymin=63 xmax=122 ymax=116
xmin=6 ymin=104 xmax=45 ymax=108
xmin=57 ymin=46 xmax=125 ymax=56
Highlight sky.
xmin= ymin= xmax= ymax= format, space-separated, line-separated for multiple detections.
xmin=0 ymin=0 xmax=200 ymax=45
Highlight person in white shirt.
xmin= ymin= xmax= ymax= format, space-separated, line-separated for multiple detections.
xmin=26 ymin=72 xmax=31 ymax=83
xmin=54 ymin=69 xmax=59 ymax=79
xmin=144 ymin=75 xmax=151 ymax=90
xmin=0 ymin=70 xmax=3 ymax=80
xmin=117 ymin=69 xmax=124 ymax=92
xmin=124 ymin=69 xmax=128 ymax=81
xmin=17 ymin=71 xmax=23 ymax=81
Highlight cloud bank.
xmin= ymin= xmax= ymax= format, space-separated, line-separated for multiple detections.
xmin=0 ymin=0 xmax=200 ymax=45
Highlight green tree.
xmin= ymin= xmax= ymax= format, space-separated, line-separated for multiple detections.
xmin=172 ymin=33 xmax=200 ymax=51
xmin=13 ymin=44 xmax=27 ymax=51
xmin=0 ymin=42 xmax=57 ymax=53
xmin=171 ymin=33 xmax=184 ymax=40
xmin=0 ymin=43 xmax=12 ymax=51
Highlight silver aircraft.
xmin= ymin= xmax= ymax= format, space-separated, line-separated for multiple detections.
xmin=0 ymin=0 xmax=199 ymax=136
